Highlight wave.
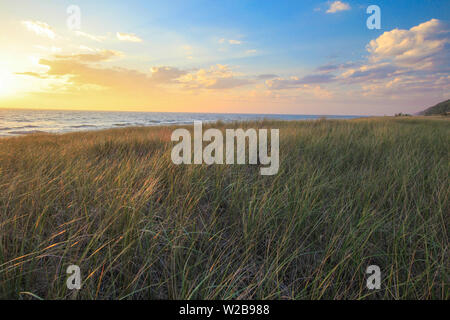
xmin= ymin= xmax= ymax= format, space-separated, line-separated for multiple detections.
xmin=70 ymin=125 xmax=98 ymax=128
xmin=8 ymin=130 xmax=47 ymax=135
xmin=113 ymin=123 xmax=133 ymax=127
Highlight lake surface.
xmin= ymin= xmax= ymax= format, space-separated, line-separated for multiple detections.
xmin=0 ymin=109 xmax=363 ymax=136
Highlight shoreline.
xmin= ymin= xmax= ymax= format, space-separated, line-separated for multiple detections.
xmin=1 ymin=115 xmax=448 ymax=139
xmin=0 ymin=115 xmax=369 ymax=138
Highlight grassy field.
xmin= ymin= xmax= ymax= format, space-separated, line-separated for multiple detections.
xmin=0 ymin=117 xmax=448 ymax=300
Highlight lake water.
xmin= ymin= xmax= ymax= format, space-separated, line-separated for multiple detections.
xmin=0 ymin=109 xmax=362 ymax=137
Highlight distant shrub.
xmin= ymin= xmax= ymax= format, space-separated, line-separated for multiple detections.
xmin=394 ymin=113 xmax=411 ymax=117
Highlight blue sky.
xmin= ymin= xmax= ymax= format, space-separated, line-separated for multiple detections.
xmin=0 ymin=0 xmax=449 ymax=114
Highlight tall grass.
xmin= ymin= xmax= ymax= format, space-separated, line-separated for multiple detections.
xmin=0 ymin=117 xmax=448 ymax=299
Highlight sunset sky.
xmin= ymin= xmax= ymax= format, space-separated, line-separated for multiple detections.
xmin=0 ymin=0 xmax=449 ymax=115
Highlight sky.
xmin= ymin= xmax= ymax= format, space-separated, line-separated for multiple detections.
xmin=0 ymin=0 xmax=449 ymax=115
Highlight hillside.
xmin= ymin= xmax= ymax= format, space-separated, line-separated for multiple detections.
xmin=419 ymin=99 xmax=450 ymax=115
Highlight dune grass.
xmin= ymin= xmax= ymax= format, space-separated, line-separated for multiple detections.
xmin=0 ymin=117 xmax=448 ymax=300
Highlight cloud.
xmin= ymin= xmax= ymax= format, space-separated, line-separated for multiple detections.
xmin=54 ymin=50 xmax=123 ymax=63
xmin=218 ymin=38 xmax=243 ymax=45
xmin=78 ymin=45 xmax=97 ymax=52
xmin=19 ymin=52 xmax=250 ymax=96
xmin=18 ymin=51 xmax=189 ymax=98
xmin=357 ymin=72 xmax=450 ymax=100
xmin=116 ymin=32 xmax=143 ymax=42
xmin=333 ymin=19 xmax=450 ymax=101
xmin=150 ymin=66 xmax=187 ymax=83
xmin=207 ymin=77 xmax=251 ymax=89
xmin=265 ymin=83 xmax=333 ymax=99
xmin=339 ymin=62 xmax=398 ymax=82
xmin=367 ymin=19 xmax=449 ymax=69
xmin=316 ymin=64 xmax=339 ymax=72
xmin=182 ymin=45 xmax=193 ymax=54
xmin=261 ymin=18 xmax=449 ymax=102
xmin=74 ymin=30 xmax=105 ymax=42
xmin=307 ymin=19 xmax=450 ymax=100
xmin=34 ymin=45 xmax=62 ymax=53
xmin=257 ymin=74 xmax=278 ymax=80
xmin=33 ymin=59 xmax=158 ymax=93
xmin=326 ymin=1 xmax=351 ymax=14
xmin=15 ymin=72 xmax=47 ymax=79
xmin=266 ymin=74 xmax=335 ymax=89
xmin=181 ymin=45 xmax=194 ymax=59
xmin=22 ymin=20 xmax=56 ymax=39
xmin=179 ymin=64 xmax=251 ymax=89
xmin=316 ymin=62 xmax=357 ymax=73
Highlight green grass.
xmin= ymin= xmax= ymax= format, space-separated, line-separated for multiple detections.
xmin=0 ymin=117 xmax=448 ymax=299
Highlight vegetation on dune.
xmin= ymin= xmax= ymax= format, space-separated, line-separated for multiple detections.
xmin=0 ymin=117 xmax=448 ymax=299
xmin=419 ymin=99 xmax=450 ymax=116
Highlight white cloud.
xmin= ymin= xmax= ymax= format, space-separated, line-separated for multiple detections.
xmin=54 ymin=50 xmax=123 ymax=63
xmin=150 ymin=66 xmax=186 ymax=83
xmin=34 ymin=45 xmax=62 ymax=53
xmin=265 ymin=18 xmax=450 ymax=104
xmin=218 ymin=38 xmax=242 ymax=45
xmin=337 ymin=19 xmax=450 ymax=100
xmin=339 ymin=62 xmax=397 ymax=82
xmin=367 ymin=19 xmax=449 ymax=69
xmin=116 ymin=32 xmax=143 ymax=42
xmin=266 ymin=74 xmax=335 ymax=90
xmin=74 ymin=30 xmax=105 ymax=42
xmin=78 ymin=45 xmax=96 ymax=52
xmin=326 ymin=1 xmax=351 ymax=14
xmin=179 ymin=64 xmax=250 ymax=89
xmin=22 ymin=21 xmax=56 ymax=39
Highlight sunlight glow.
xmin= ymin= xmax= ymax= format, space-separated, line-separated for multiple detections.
xmin=0 ymin=71 xmax=14 ymax=97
